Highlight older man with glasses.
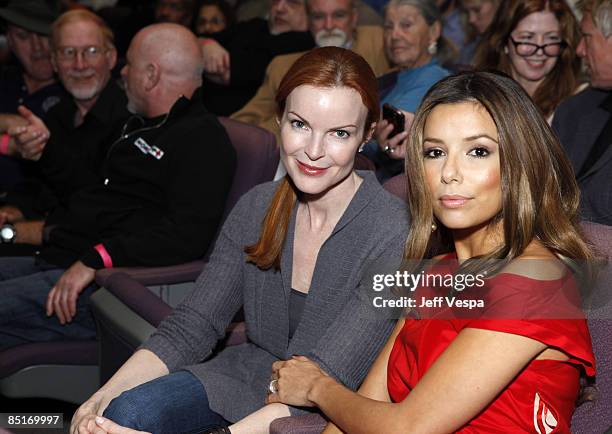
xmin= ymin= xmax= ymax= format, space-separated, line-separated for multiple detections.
xmin=0 ymin=9 xmax=130 ymax=251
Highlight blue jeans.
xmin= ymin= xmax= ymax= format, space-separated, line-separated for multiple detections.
xmin=0 ymin=256 xmax=97 ymax=351
xmin=104 ymin=371 xmax=228 ymax=433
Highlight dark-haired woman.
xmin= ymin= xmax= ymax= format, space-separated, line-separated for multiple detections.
xmin=265 ymin=71 xmax=596 ymax=433
xmin=70 ymin=47 xmax=408 ymax=434
xmin=475 ymin=0 xmax=582 ymax=121
xmin=193 ymin=0 xmax=234 ymax=36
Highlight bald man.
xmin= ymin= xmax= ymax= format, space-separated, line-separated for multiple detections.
xmin=0 ymin=23 xmax=236 ymax=352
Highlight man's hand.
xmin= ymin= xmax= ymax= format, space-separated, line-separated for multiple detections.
xmin=199 ymin=38 xmax=230 ymax=76
xmin=14 ymin=220 xmax=44 ymax=244
xmin=0 ymin=113 xmax=28 ymax=132
xmin=46 ymin=260 xmax=96 ymax=324
xmin=8 ymin=105 xmax=50 ymax=161
xmin=0 ymin=205 xmax=25 ymax=225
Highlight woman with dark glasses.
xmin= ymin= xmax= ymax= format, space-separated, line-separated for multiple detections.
xmin=474 ymin=0 xmax=582 ymax=122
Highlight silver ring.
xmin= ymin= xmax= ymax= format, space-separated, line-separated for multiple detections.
xmin=383 ymin=145 xmax=394 ymax=154
xmin=269 ymin=379 xmax=279 ymax=394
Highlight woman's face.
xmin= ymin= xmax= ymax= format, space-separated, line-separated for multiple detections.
xmin=196 ymin=5 xmax=227 ymax=35
xmin=463 ymin=0 xmax=497 ymax=34
xmin=280 ymin=85 xmax=369 ymax=196
xmin=507 ymin=11 xmax=562 ymax=90
xmin=384 ymin=4 xmax=439 ymax=70
xmin=423 ymin=102 xmax=502 ymax=231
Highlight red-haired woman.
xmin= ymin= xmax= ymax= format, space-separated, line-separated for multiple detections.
xmin=70 ymin=47 xmax=409 ymax=434
xmin=475 ymin=0 xmax=582 ymax=122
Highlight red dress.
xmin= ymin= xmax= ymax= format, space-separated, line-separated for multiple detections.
xmin=387 ymin=258 xmax=596 ymax=433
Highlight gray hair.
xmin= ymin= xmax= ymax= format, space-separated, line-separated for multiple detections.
xmin=578 ymin=0 xmax=612 ymax=36
xmin=384 ymin=0 xmax=458 ymax=65
xmin=385 ymin=0 xmax=441 ymax=25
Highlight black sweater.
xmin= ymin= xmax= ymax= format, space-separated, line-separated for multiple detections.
xmin=41 ymin=88 xmax=236 ymax=269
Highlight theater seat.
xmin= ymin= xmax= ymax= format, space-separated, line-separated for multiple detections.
xmin=0 ymin=118 xmax=277 ymax=404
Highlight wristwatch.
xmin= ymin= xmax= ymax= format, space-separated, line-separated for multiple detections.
xmin=0 ymin=224 xmax=16 ymax=243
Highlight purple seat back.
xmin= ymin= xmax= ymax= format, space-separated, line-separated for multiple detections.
xmin=572 ymin=221 xmax=612 ymax=433
xmin=218 ymin=117 xmax=278 ymax=217
xmin=382 ymin=173 xmax=407 ymax=200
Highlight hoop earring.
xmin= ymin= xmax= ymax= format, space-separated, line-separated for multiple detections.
xmin=427 ymin=41 xmax=438 ymax=55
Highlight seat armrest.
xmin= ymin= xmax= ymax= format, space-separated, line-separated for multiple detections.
xmin=101 ymin=272 xmax=173 ymax=327
xmin=95 ymin=260 xmax=206 ymax=287
xmin=269 ymin=414 xmax=327 ymax=434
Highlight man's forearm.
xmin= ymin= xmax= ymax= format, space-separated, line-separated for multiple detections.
xmin=14 ymin=220 xmax=44 ymax=245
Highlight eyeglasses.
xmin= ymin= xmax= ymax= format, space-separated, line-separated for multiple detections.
xmin=508 ymin=37 xmax=566 ymax=57
xmin=55 ymin=45 xmax=106 ymax=62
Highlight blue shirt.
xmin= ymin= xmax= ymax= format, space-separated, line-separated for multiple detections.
xmin=380 ymin=60 xmax=450 ymax=113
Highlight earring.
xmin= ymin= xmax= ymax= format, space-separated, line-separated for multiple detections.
xmin=358 ymin=142 xmax=365 ymax=153
xmin=431 ymin=221 xmax=437 ymax=232
xmin=427 ymin=41 xmax=438 ymax=55
xmin=503 ymin=46 xmax=509 ymax=54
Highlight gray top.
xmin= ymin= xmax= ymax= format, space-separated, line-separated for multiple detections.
xmin=143 ymin=171 xmax=410 ymax=422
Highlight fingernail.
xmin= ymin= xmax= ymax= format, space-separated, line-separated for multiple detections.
xmin=95 ymin=416 xmax=105 ymax=424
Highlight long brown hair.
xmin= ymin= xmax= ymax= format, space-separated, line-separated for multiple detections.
xmin=474 ymin=0 xmax=581 ymax=118
xmin=245 ymin=47 xmax=380 ymax=269
xmin=404 ymin=71 xmax=594 ymax=273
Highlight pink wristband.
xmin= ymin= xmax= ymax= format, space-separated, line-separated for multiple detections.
xmin=0 ymin=133 xmax=9 ymax=155
xmin=94 ymin=243 xmax=113 ymax=268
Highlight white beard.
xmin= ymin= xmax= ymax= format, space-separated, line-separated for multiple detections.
xmin=315 ymin=29 xmax=348 ymax=48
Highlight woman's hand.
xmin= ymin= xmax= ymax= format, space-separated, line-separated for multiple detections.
xmin=91 ymin=416 xmax=150 ymax=434
xmin=71 ymin=391 xmax=113 ymax=434
xmin=374 ymin=111 xmax=415 ymax=160
xmin=266 ymin=356 xmax=333 ymax=407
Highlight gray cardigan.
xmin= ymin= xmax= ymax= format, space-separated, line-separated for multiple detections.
xmin=143 ymin=171 xmax=409 ymax=422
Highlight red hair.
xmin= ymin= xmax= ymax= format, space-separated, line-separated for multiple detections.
xmin=246 ymin=47 xmax=379 ymax=269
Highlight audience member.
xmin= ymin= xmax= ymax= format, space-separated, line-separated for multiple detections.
xmin=194 ymin=0 xmax=234 ymax=36
xmin=261 ymin=71 xmax=596 ymax=434
xmin=155 ymin=0 xmax=195 ymax=26
xmin=438 ymin=0 xmax=467 ymax=54
xmin=234 ymin=0 xmax=384 ymax=26
xmin=198 ymin=0 xmax=314 ymax=115
xmin=0 ymin=10 xmax=129 ymax=238
xmin=459 ymin=0 xmax=499 ymax=64
xmin=362 ymin=0 xmax=451 ymax=182
xmin=232 ymin=0 xmax=390 ymax=143
xmin=552 ymin=0 xmax=612 ymax=225
xmin=71 ymin=47 xmax=407 ymax=434
xmin=475 ymin=0 xmax=582 ymax=122
xmin=0 ymin=0 xmax=63 ymax=189
xmin=0 ymin=23 xmax=236 ymax=352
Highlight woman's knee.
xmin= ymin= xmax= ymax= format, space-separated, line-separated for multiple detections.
xmin=103 ymin=386 xmax=165 ymax=430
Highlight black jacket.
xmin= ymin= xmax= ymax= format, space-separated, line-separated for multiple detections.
xmin=201 ymin=18 xmax=314 ymax=116
xmin=41 ymin=87 xmax=236 ymax=269
xmin=5 ymin=80 xmax=130 ymax=218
